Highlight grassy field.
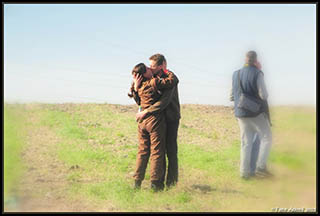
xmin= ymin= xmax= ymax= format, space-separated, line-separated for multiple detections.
xmin=3 ymin=103 xmax=316 ymax=212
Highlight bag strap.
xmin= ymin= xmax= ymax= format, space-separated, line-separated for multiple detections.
xmin=237 ymin=69 xmax=244 ymax=93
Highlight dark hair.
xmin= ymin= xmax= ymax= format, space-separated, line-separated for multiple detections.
xmin=149 ymin=54 xmax=166 ymax=66
xmin=132 ymin=63 xmax=146 ymax=75
xmin=246 ymin=51 xmax=257 ymax=65
xmin=128 ymin=63 xmax=147 ymax=98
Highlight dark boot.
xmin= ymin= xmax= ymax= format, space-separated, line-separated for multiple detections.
xmin=134 ymin=180 xmax=142 ymax=190
xmin=151 ymin=180 xmax=164 ymax=192
xmin=166 ymin=180 xmax=177 ymax=189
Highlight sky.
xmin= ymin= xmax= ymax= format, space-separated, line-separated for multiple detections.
xmin=4 ymin=4 xmax=316 ymax=106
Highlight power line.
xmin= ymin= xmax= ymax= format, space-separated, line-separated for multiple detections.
xmin=17 ymin=73 xmax=127 ymax=90
xmin=90 ymin=38 xmax=233 ymax=78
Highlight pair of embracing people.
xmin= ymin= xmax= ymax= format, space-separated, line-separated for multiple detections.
xmin=128 ymin=54 xmax=180 ymax=192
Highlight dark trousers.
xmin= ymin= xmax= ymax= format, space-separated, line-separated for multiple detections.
xmin=161 ymin=120 xmax=179 ymax=186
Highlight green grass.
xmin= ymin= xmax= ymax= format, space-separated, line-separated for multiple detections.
xmin=180 ymin=140 xmax=240 ymax=177
xmin=3 ymin=103 xmax=316 ymax=212
xmin=269 ymin=106 xmax=316 ymax=174
xmin=271 ymin=106 xmax=316 ymax=133
xmin=4 ymin=105 xmax=25 ymax=203
xmin=270 ymin=151 xmax=304 ymax=169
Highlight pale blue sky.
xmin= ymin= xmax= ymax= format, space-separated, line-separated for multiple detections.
xmin=4 ymin=4 xmax=316 ymax=106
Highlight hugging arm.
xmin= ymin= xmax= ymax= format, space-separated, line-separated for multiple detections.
xmin=146 ymin=71 xmax=178 ymax=113
xmin=136 ymin=72 xmax=178 ymax=121
xmin=136 ymin=87 xmax=175 ymax=121
xmin=151 ymin=71 xmax=179 ymax=92
xmin=145 ymin=88 xmax=175 ymax=114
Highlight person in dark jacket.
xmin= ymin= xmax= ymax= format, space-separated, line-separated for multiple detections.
xmin=230 ymin=51 xmax=273 ymax=179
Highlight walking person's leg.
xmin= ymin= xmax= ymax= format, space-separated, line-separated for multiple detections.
xmin=252 ymin=113 xmax=272 ymax=176
xmin=133 ymin=123 xmax=151 ymax=189
xmin=238 ymin=118 xmax=256 ymax=179
xmin=250 ymin=133 xmax=260 ymax=176
xmin=165 ymin=120 xmax=179 ymax=187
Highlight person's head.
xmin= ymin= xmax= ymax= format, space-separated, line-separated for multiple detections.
xmin=128 ymin=63 xmax=152 ymax=98
xmin=149 ymin=54 xmax=166 ymax=75
xmin=245 ymin=50 xmax=258 ymax=66
xmin=131 ymin=63 xmax=153 ymax=79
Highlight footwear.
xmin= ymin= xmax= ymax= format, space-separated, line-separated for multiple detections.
xmin=255 ymin=168 xmax=273 ymax=178
xmin=240 ymin=172 xmax=252 ymax=180
xmin=151 ymin=181 xmax=164 ymax=192
xmin=134 ymin=180 xmax=142 ymax=190
xmin=249 ymin=172 xmax=256 ymax=177
xmin=241 ymin=175 xmax=251 ymax=180
xmin=166 ymin=180 xmax=177 ymax=189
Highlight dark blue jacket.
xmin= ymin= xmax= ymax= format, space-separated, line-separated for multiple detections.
xmin=232 ymin=65 xmax=264 ymax=118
